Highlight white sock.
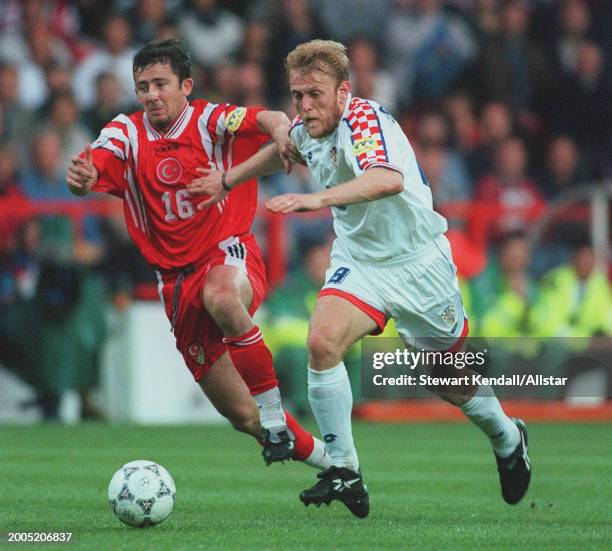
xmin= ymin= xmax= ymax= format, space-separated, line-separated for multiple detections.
xmin=303 ymin=437 xmax=333 ymax=470
xmin=460 ymin=384 xmax=520 ymax=457
xmin=254 ymin=387 xmax=286 ymax=431
xmin=308 ymin=362 xmax=359 ymax=471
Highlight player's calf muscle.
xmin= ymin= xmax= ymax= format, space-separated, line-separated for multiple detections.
xmin=424 ymin=364 xmax=478 ymax=405
xmin=307 ymin=329 xmax=347 ymax=369
xmin=203 ymin=394 xmax=259 ymax=437
xmin=228 ymin=408 xmax=260 ymax=436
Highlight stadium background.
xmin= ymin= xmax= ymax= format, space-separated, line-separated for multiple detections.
xmin=1 ymin=0 xmax=609 ymax=422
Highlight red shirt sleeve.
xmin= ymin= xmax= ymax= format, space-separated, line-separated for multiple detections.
xmin=90 ymin=148 xmax=126 ymax=198
xmin=87 ymin=121 xmax=132 ymax=198
xmin=222 ymin=105 xmax=268 ymax=145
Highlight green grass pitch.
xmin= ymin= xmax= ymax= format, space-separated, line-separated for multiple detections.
xmin=0 ymin=421 xmax=610 ymax=550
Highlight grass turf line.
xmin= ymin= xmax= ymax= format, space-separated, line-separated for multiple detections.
xmin=0 ymin=422 xmax=610 ymax=550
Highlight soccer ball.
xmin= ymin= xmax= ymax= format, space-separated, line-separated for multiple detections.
xmin=108 ymin=460 xmax=176 ymax=527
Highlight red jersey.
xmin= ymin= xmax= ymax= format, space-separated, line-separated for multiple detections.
xmin=90 ymin=100 xmax=269 ymax=269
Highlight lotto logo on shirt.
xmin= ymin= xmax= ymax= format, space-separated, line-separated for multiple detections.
xmin=157 ymin=157 xmax=183 ymax=184
xmin=225 ymin=107 xmax=247 ymax=133
xmin=352 ymin=136 xmax=378 ymax=156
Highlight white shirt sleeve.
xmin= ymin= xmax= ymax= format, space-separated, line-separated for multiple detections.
xmin=341 ymin=100 xmax=403 ymax=178
xmin=289 ymin=116 xmax=306 ymax=150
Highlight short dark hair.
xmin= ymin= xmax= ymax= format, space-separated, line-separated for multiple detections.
xmin=132 ymin=39 xmax=192 ymax=83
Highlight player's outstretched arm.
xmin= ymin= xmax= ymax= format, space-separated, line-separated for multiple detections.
xmin=187 ymin=143 xmax=285 ymax=210
xmin=66 ymin=144 xmax=98 ymax=196
xmin=266 ymin=167 xmax=403 ymax=213
xmin=256 ymin=110 xmax=304 ymax=173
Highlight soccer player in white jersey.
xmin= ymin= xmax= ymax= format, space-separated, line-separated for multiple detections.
xmin=188 ymin=40 xmax=531 ymax=518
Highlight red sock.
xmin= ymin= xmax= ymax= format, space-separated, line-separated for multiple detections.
xmin=225 ymin=326 xmax=315 ymax=461
xmin=285 ymin=410 xmax=315 ymax=460
xmin=224 ymin=326 xmax=278 ymax=395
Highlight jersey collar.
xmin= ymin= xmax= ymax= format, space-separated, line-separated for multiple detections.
xmin=341 ymin=93 xmax=353 ymax=121
xmin=143 ymin=102 xmax=194 ymax=141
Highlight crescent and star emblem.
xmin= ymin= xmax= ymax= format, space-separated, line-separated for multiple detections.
xmin=156 ymin=158 xmax=183 ymax=184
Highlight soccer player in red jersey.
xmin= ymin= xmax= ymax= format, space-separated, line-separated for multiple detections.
xmin=66 ymin=39 xmax=330 ymax=470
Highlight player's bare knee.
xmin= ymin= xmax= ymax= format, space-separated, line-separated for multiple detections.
xmin=203 ymin=283 xmax=240 ymax=319
xmin=308 ymin=330 xmax=344 ymax=368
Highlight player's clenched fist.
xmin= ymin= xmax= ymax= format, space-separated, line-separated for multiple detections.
xmin=66 ymin=144 xmax=98 ymax=196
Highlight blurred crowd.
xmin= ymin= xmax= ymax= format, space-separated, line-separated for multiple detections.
xmin=0 ymin=0 xmax=610 ymax=418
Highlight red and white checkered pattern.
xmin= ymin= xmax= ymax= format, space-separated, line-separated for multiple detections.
xmin=345 ymin=97 xmax=394 ymax=172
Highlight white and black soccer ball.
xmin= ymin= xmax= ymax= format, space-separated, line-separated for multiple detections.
xmin=108 ymin=460 xmax=176 ymax=527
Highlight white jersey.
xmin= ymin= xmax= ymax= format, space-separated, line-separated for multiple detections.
xmin=290 ymin=94 xmax=447 ymax=263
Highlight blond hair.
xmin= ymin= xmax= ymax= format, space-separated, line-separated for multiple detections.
xmin=285 ymin=40 xmax=350 ymax=85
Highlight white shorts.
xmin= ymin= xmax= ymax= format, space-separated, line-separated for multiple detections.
xmin=320 ymin=235 xmax=467 ymax=351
